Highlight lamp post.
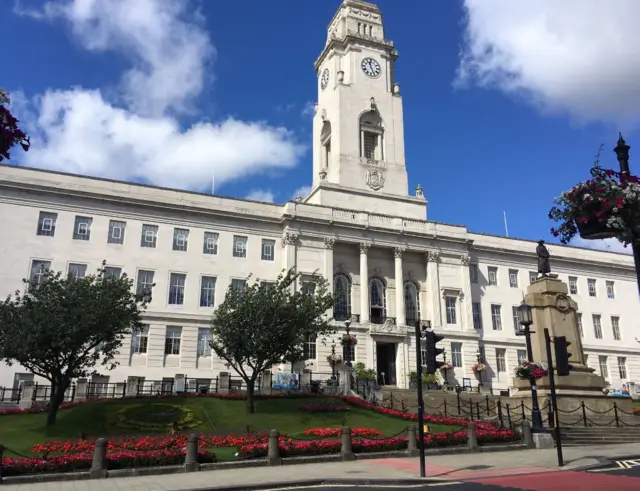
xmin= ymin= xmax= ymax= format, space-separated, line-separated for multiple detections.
xmin=414 ymin=320 xmax=431 ymax=478
xmin=330 ymin=342 xmax=337 ymax=380
xmin=442 ymin=348 xmax=448 ymax=385
xmin=516 ymin=302 xmax=544 ymax=431
xmin=344 ymin=319 xmax=352 ymax=368
xmin=613 ymin=135 xmax=640 ymax=295
xmin=475 ymin=350 xmax=483 ymax=387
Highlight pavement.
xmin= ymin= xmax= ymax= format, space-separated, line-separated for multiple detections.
xmin=3 ymin=443 xmax=640 ymax=490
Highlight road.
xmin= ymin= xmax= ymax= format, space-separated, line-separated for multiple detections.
xmin=588 ymin=457 xmax=640 ymax=477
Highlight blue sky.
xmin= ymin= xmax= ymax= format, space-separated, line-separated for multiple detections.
xmin=2 ymin=0 xmax=638 ymax=254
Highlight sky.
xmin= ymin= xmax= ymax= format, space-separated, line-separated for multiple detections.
xmin=2 ymin=0 xmax=639 ymax=255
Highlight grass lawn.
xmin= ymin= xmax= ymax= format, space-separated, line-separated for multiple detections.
xmin=633 ymin=400 xmax=640 ymax=408
xmin=0 ymin=397 xmax=455 ymax=461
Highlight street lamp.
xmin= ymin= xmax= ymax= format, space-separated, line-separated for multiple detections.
xmin=475 ymin=350 xmax=483 ymax=387
xmin=344 ymin=319 xmax=352 ymax=368
xmin=516 ymin=302 xmax=544 ymax=430
xmin=442 ymin=348 xmax=448 ymax=385
xmin=414 ymin=320 xmax=431 ymax=478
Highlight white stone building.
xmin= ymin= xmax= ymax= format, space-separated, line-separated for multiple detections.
xmin=1 ymin=0 xmax=639 ymax=396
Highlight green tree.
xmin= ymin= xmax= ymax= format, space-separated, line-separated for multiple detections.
xmin=0 ymin=89 xmax=30 ymax=162
xmin=0 ymin=262 xmax=151 ymax=426
xmin=210 ymin=269 xmax=334 ymax=413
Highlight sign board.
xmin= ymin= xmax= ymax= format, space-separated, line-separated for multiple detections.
xmin=272 ymin=371 xmax=300 ymax=391
xmin=423 ymin=424 xmax=430 ymax=434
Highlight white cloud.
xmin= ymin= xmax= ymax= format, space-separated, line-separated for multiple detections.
xmin=571 ymin=237 xmax=631 ymax=255
xmin=456 ymin=0 xmax=640 ymax=126
xmin=245 ymin=189 xmax=275 ymax=203
xmin=13 ymin=0 xmax=305 ymax=191
xmin=301 ymin=102 xmax=315 ymax=118
xmin=291 ymin=185 xmax=312 ymax=200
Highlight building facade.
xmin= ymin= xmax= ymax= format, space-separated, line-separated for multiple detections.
xmin=1 ymin=0 xmax=639 ymax=396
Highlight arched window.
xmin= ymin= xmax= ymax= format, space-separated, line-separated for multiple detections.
xmin=359 ymin=110 xmax=383 ymax=162
xmin=333 ymin=273 xmax=351 ymax=321
xmin=320 ymin=121 xmax=332 ymax=170
xmin=369 ymin=277 xmax=386 ymax=324
xmin=404 ymin=281 xmax=420 ymax=325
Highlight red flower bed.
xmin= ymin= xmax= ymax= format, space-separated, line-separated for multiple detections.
xmin=633 ymin=407 xmax=640 ymax=415
xmin=298 ymin=403 xmax=351 ymax=412
xmin=1 ymin=449 xmax=215 ymax=477
xmin=303 ymin=427 xmax=382 ymax=437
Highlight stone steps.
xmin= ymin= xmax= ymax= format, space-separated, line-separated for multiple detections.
xmin=552 ymin=426 xmax=640 ymax=446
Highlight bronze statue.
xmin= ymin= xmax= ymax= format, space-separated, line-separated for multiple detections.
xmin=536 ymin=240 xmax=551 ymax=277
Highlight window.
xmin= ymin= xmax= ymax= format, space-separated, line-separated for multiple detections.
xmin=445 ymin=296 xmax=457 ymax=324
xmin=200 ymin=276 xmax=216 ymax=307
xmin=104 ymin=266 xmax=122 ymax=278
xmin=588 ymin=279 xmax=596 ymax=297
xmin=334 ymin=274 xmax=351 ymax=321
xmin=469 ymin=264 xmax=479 ymax=283
xmin=197 ymin=328 xmax=212 ymax=357
xmin=37 ymin=211 xmax=57 ymax=237
xmin=508 ymin=269 xmax=519 ymax=288
xmin=359 ymin=110 xmax=383 ymax=161
xmin=598 ymin=355 xmax=608 ymax=379
xmin=584 ymin=354 xmax=589 ymax=366
xmin=303 ymin=335 xmax=317 ymax=360
xmin=593 ymin=314 xmax=602 ymax=339
xmin=164 ymin=326 xmax=182 ymax=355
xmin=517 ymin=349 xmax=527 ymax=365
xmin=108 ymin=220 xmax=126 ymax=244
xmin=261 ymin=281 xmax=276 ymax=291
xmin=301 ymin=281 xmax=316 ymax=296
xmin=369 ymin=278 xmax=386 ymax=324
xmin=618 ymin=357 xmax=627 ymax=379
xmin=495 ymin=349 xmax=506 ymax=373
xmin=73 ymin=216 xmax=92 ymax=241
xmin=472 ymin=302 xmax=482 ymax=329
xmin=512 ymin=306 xmax=521 ymax=331
xmin=569 ymin=276 xmax=578 ymax=295
xmin=488 ymin=267 xmax=498 ymax=286
xmin=131 ymin=325 xmax=149 ymax=354
xmin=168 ymin=273 xmax=186 ymax=305
xmin=173 ymin=228 xmax=189 ymax=252
xmin=30 ymin=260 xmax=51 ymax=286
xmin=606 ymin=281 xmax=615 ymax=299
xmin=529 ymin=272 xmax=537 ymax=284
xmin=611 ymin=316 xmax=621 ymax=341
xmin=141 ymin=224 xmax=158 ymax=248
xmin=68 ymin=263 xmax=87 ymax=278
xmin=451 ymin=342 xmax=462 ymax=367
xmin=136 ymin=270 xmax=155 ymax=296
xmin=363 ymin=132 xmax=377 ymax=160
xmin=233 ymin=235 xmax=247 ymax=258
xmin=343 ymin=343 xmax=355 ymax=363
xmin=404 ymin=282 xmax=420 ymax=324
xmin=577 ymin=313 xmax=583 ymax=338
xmin=230 ymin=278 xmax=247 ymax=291
xmin=203 ymin=232 xmax=219 ymax=255
xmin=491 ymin=305 xmax=502 ymax=331
xmin=261 ymin=239 xmax=275 ymax=261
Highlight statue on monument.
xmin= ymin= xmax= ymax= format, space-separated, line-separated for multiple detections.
xmin=536 ymin=240 xmax=551 ymax=277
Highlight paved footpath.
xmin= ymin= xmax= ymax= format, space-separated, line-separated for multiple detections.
xmin=3 ymin=443 xmax=640 ymax=491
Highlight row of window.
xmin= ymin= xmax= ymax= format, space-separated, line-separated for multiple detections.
xmin=36 ymin=211 xmax=277 ymax=261
xmin=470 ymin=265 xmax=616 ymax=299
xmin=577 ymin=313 xmax=622 ymax=340
xmin=584 ymin=354 xmax=628 ymax=380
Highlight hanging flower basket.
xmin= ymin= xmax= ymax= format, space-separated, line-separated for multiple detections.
xmin=341 ymin=334 xmax=357 ymax=347
xmin=472 ymin=363 xmax=486 ymax=373
xmin=549 ymin=165 xmax=640 ymax=246
xmin=326 ymin=353 xmax=342 ymax=365
xmin=439 ymin=363 xmax=453 ymax=371
xmin=515 ymin=361 xmax=548 ymax=381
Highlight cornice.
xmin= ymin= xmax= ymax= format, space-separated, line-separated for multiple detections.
xmin=314 ymin=34 xmax=394 ymax=70
xmin=141 ymin=311 xmax=211 ymax=325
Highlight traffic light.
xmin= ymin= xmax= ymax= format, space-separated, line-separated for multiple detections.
xmin=554 ymin=336 xmax=573 ymax=376
xmin=425 ymin=331 xmax=445 ymax=374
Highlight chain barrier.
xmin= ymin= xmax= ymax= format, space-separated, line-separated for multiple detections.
xmin=585 ymin=417 xmax=617 ymax=427
xmin=555 ymin=406 xmax=584 ymax=414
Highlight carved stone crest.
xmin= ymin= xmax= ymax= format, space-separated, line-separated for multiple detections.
xmin=555 ymin=293 xmax=571 ymax=313
xmin=365 ymin=169 xmax=385 ymax=190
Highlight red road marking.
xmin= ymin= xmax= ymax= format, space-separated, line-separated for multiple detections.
xmin=473 ymin=470 xmax=639 ymax=490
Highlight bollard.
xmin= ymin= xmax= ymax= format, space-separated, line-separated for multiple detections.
xmin=522 ymin=421 xmax=534 ymax=448
xmin=407 ymin=424 xmax=418 ymax=456
xmin=467 ymin=422 xmax=478 ymax=452
xmin=90 ymin=438 xmax=108 ymax=479
xmin=341 ymin=426 xmax=355 ymax=461
xmin=184 ymin=433 xmax=199 ymax=472
xmin=268 ymin=429 xmax=281 ymax=466
xmin=0 ymin=443 xmax=5 ymax=484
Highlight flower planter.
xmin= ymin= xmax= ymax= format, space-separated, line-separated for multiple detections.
xmin=574 ymin=204 xmax=618 ymax=240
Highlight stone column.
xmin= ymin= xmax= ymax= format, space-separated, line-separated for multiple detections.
xmin=282 ymin=231 xmax=298 ymax=292
xmin=394 ymin=247 xmax=406 ymax=326
xmin=75 ymin=378 xmax=88 ymax=401
xmin=19 ymin=381 xmax=34 ymax=409
xmin=324 ymin=238 xmax=335 ymax=319
xmin=425 ymin=251 xmax=442 ymax=327
xmin=218 ymin=372 xmax=230 ymax=394
xmin=460 ymin=254 xmax=473 ymax=330
xmin=359 ymin=243 xmax=370 ymax=323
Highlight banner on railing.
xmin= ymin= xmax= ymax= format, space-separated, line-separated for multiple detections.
xmin=272 ymin=371 xmax=300 ymax=390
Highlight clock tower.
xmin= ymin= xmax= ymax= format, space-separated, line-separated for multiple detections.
xmin=305 ymin=0 xmax=427 ymax=220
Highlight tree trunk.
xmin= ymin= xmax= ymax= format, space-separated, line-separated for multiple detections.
xmin=246 ymin=379 xmax=255 ymax=414
xmin=46 ymin=381 xmax=68 ymax=427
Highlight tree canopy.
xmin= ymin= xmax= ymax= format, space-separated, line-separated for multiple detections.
xmin=0 ymin=262 xmax=151 ymax=425
xmin=0 ymin=89 xmax=30 ymax=162
xmin=210 ymin=268 xmax=335 ymax=412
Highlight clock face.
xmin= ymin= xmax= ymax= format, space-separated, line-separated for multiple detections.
xmin=321 ymin=69 xmax=329 ymax=90
xmin=361 ymin=57 xmax=381 ymax=77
